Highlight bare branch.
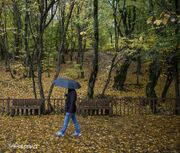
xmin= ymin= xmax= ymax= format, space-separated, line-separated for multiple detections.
xmin=44 ymin=0 xmax=59 ymax=29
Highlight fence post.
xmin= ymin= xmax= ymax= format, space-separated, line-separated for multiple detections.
xmin=152 ymin=99 xmax=155 ymax=114
xmin=109 ymin=102 xmax=112 ymax=116
xmin=6 ymin=97 xmax=10 ymax=115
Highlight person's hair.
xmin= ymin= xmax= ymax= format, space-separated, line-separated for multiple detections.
xmin=68 ymin=88 xmax=75 ymax=92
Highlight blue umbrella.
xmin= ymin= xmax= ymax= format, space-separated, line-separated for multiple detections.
xmin=53 ymin=78 xmax=81 ymax=89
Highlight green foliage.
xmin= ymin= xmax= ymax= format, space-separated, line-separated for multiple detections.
xmin=144 ymin=10 xmax=180 ymax=59
xmin=0 ymin=0 xmax=178 ymax=69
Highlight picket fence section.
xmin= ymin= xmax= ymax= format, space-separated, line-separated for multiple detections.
xmin=0 ymin=97 xmax=179 ymax=116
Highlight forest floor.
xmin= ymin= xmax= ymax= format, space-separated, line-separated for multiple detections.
xmin=0 ymin=52 xmax=179 ymax=152
xmin=0 ymin=115 xmax=179 ymax=153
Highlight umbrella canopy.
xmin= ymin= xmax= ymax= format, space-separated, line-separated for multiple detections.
xmin=53 ymin=78 xmax=81 ymax=89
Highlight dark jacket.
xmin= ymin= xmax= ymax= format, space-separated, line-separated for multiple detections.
xmin=65 ymin=89 xmax=77 ymax=113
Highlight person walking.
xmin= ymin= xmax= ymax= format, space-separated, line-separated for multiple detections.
xmin=56 ymin=88 xmax=81 ymax=137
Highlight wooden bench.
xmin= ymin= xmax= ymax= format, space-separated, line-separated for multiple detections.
xmin=10 ymin=99 xmax=44 ymax=117
xmin=77 ymin=99 xmax=113 ymax=116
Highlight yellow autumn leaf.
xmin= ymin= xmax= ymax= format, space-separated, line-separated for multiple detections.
xmin=154 ymin=20 xmax=162 ymax=26
xmin=139 ymin=36 xmax=143 ymax=42
xmin=162 ymin=17 xmax=169 ymax=25
xmin=146 ymin=17 xmax=153 ymax=24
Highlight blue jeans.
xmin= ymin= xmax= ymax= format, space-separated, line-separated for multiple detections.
xmin=60 ymin=112 xmax=80 ymax=135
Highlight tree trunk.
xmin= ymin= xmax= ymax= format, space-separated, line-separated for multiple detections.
xmin=112 ymin=0 xmax=137 ymax=89
xmin=69 ymin=20 xmax=75 ymax=62
xmin=12 ymin=0 xmax=22 ymax=56
xmin=135 ymin=49 xmax=142 ymax=85
xmin=102 ymin=53 xmax=117 ymax=96
xmin=47 ymin=0 xmax=76 ymax=111
xmin=30 ymin=54 xmax=37 ymax=99
xmin=113 ymin=57 xmax=131 ymax=90
xmin=35 ymin=0 xmax=46 ymax=114
xmin=146 ymin=59 xmax=161 ymax=113
xmin=81 ymin=37 xmax=86 ymax=78
xmin=0 ymin=2 xmax=5 ymax=60
xmin=175 ymin=0 xmax=180 ymax=115
xmin=24 ymin=0 xmax=37 ymax=98
xmin=175 ymin=0 xmax=180 ymax=15
xmin=59 ymin=0 xmax=66 ymax=64
xmin=87 ymin=0 xmax=99 ymax=99
xmin=27 ymin=0 xmax=59 ymax=113
xmin=173 ymin=57 xmax=180 ymax=115
xmin=37 ymin=35 xmax=45 ymax=113
xmin=161 ymin=61 xmax=173 ymax=99
xmin=161 ymin=73 xmax=173 ymax=99
xmin=76 ymin=6 xmax=84 ymax=78
xmin=101 ymin=0 xmax=118 ymax=96
xmin=24 ymin=0 xmax=31 ymax=78
xmin=3 ymin=7 xmax=9 ymax=72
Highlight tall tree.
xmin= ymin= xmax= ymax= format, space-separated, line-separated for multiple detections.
xmin=146 ymin=58 xmax=161 ymax=113
xmin=24 ymin=0 xmax=37 ymax=98
xmin=145 ymin=0 xmax=160 ymax=114
xmin=0 ymin=1 xmax=6 ymax=60
xmin=76 ymin=4 xmax=84 ymax=78
xmin=87 ymin=0 xmax=99 ymax=98
xmin=113 ymin=0 xmax=137 ymax=90
xmin=27 ymin=0 xmax=59 ymax=113
xmin=101 ymin=0 xmax=119 ymax=95
xmin=47 ymin=0 xmax=76 ymax=111
xmin=11 ymin=0 xmax=22 ymax=55
xmin=144 ymin=0 xmax=180 ymax=113
xmin=0 ymin=1 xmax=9 ymax=71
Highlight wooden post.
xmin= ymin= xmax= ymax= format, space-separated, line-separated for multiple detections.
xmin=15 ymin=109 xmax=18 ymax=115
xmin=28 ymin=108 xmax=30 ymax=115
xmin=6 ymin=97 xmax=10 ymax=115
xmin=53 ymin=99 xmax=56 ymax=113
xmin=10 ymin=108 xmax=15 ymax=117
xmin=109 ymin=102 xmax=112 ymax=117
xmin=32 ymin=109 xmax=35 ymax=115
xmin=19 ymin=109 xmax=22 ymax=115
xmin=38 ymin=108 xmax=41 ymax=116
xmin=123 ymin=101 xmax=125 ymax=116
xmin=119 ymin=100 xmax=121 ymax=116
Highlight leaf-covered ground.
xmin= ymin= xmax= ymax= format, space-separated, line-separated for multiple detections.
xmin=0 ymin=115 xmax=179 ymax=153
xmin=0 ymin=53 xmax=178 ymax=153
xmin=0 ymin=60 xmax=175 ymax=99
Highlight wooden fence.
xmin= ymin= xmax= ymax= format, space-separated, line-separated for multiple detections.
xmin=112 ymin=97 xmax=178 ymax=115
xmin=0 ymin=97 xmax=179 ymax=116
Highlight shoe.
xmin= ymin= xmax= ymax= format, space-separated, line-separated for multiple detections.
xmin=71 ymin=132 xmax=81 ymax=137
xmin=55 ymin=131 xmax=64 ymax=137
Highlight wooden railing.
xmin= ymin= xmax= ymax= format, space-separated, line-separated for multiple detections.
xmin=0 ymin=97 xmax=179 ymax=116
xmin=112 ymin=97 xmax=178 ymax=116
